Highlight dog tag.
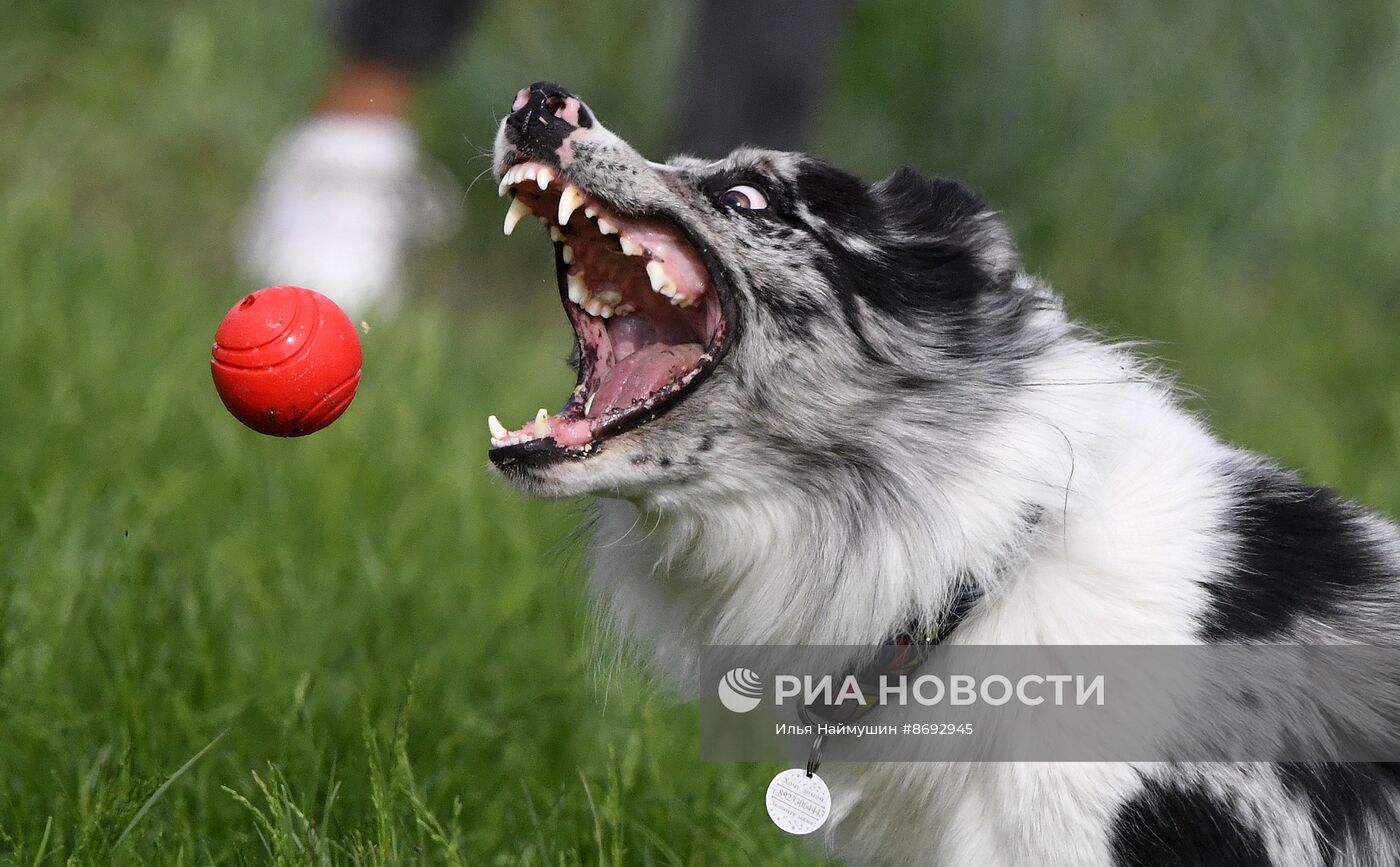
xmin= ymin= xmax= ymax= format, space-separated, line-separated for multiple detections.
xmin=765 ymin=768 xmax=831 ymax=835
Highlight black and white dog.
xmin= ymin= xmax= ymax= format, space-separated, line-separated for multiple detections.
xmin=486 ymin=82 xmax=1400 ymax=866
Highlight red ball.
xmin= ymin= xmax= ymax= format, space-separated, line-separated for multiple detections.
xmin=210 ymin=286 xmax=362 ymax=437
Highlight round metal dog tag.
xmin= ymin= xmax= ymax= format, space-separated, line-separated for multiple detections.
xmin=765 ymin=768 xmax=831 ymax=835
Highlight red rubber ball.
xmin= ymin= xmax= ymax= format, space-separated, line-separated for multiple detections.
xmin=210 ymin=286 xmax=362 ymax=437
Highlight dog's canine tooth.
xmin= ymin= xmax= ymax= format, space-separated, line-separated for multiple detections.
xmin=561 ymin=245 xmax=575 ymax=264
xmin=618 ymin=236 xmax=643 ymax=257
xmin=497 ymin=176 xmax=510 ymax=197
xmin=567 ymin=271 xmax=588 ymax=303
xmin=596 ymin=217 xmax=618 ymax=236
xmin=558 ymin=186 xmax=585 ymax=225
xmin=645 ymin=261 xmax=666 ymax=292
xmin=503 ymin=197 xmax=531 ymax=235
xmin=536 ymin=167 xmax=554 ymax=189
xmin=645 ymin=261 xmax=677 ymax=297
xmin=487 ymin=415 xmax=508 ymax=440
xmin=535 ymin=408 xmax=550 ymax=436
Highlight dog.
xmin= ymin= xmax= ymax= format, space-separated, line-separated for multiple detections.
xmin=486 ymin=82 xmax=1400 ymax=866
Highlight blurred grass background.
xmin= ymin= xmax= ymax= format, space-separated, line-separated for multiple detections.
xmin=2 ymin=0 xmax=1398 ymax=863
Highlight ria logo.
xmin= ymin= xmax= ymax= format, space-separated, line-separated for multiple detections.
xmin=718 ymin=667 xmax=763 ymax=713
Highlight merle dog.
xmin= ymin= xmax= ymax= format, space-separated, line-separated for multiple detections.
xmin=486 ymin=82 xmax=1400 ymax=866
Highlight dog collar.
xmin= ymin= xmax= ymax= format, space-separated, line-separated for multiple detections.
xmin=798 ymin=582 xmax=985 ymax=727
xmin=766 ymin=583 xmax=985 ymax=835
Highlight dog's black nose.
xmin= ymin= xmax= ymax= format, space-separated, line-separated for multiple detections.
xmin=504 ymin=81 xmax=594 ymax=162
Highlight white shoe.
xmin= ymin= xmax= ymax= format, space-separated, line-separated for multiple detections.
xmin=238 ymin=116 xmax=460 ymax=317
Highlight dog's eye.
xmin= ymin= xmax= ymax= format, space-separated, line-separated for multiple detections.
xmin=720 ymin=184 xmax=767 ymax=210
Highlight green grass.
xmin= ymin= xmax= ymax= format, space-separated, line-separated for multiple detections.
xmin=3 ymin=0 xmax=1399 ymax=863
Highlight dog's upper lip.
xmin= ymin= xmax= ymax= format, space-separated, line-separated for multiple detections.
xmin=486 ymin=160 xmax=737 ymax=466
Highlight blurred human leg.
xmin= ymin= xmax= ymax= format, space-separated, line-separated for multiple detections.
xmin=672 ymin=0 xmax=853 ymax=158
xmin=239 ymin=0 xmax=483 ymax=315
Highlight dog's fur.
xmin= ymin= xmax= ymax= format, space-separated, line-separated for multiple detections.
xmin=492 ymin=85 xmax=1400 ymax=866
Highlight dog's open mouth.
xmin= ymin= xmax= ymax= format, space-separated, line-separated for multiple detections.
xmin=487 ymin=161 xmax=730 ymax=462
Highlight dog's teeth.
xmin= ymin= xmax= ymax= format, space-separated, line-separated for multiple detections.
xmin=596 ymin=289 xmax=622 ymax=305
xmin=584 ymin=206 xmax=597 ymax=219
xmin=584 ymin=392 xmax=596 ymax=415
xmin=549 ymin=226 xmax=564 ymax=242
xmin=596 ymin=216 xmax=618 ymax=235
xmin=503 ymin=197 xmax=531 ymax=235
xmin=497 ymin=176 xmax=510 ymax=197
xmin=535 ymin=408 xmax=550 ymax=436
xmin=618 ymin=236 xmax=643 ymax=256
xmin=614 ymin=303 xmax=635 ymax=316
xmin=584 ymin=297 xmax=615 ymax=318
xmin=488 ymin=414 xmax=508 ymax=440
xmin=567 ymin=271 xmax=588 ymax=303
xmin=645 ymin=261 xmax=677 ymax=297
xmin=536 ymin=166 xmax=554 ymax=189
xmin=558 ymin=186 xmax=584 ymax=225
xmin=645 ymin=261 xmax=666 ymax=291
xmin=561 ymin=244 xmax=575 ymax=264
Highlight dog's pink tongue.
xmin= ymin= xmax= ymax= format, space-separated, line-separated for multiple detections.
xmin=587 ymin=343 xmax=703 ymax=421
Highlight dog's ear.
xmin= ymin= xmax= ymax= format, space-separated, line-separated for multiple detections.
xmin=793 ymin=161 xmax=1023 ymax=322
xmin=811 ymin=168 xmax=1021 ymax=321
xmin=871 ymin=168 xmax=1020 ymax=279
